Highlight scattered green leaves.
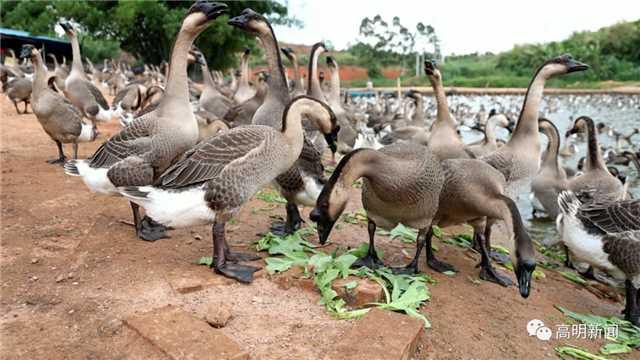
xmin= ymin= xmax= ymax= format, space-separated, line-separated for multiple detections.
xmin=443 ymin=233 xmax=472 ymax=248
xmin=256 ymin=190 xmax=287 ymax=204
xmin=377 ymin=224 xmax=418 ymax=243
xmin=341 ymin=209 xmax=368 ymax=225
xmin=560 ymin=271 xmax=587 ymax=286
xmin=555 ymin=345 xmax=608 ymax=360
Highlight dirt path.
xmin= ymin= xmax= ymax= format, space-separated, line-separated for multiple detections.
xmin=0 ymin=95 xmax=631 ymax=359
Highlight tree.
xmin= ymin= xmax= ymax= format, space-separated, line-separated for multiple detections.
xmin=0 ymin=0 xmax=294 ymax=69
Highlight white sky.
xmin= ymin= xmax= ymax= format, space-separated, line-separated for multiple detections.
xmin=273 ymin=0 xmax=640 ymax=55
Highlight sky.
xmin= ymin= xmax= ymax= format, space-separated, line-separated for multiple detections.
xmin=273 ymin=0 xmax=640 ymax=55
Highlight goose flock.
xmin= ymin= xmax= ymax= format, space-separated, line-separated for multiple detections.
xmin=2 ymin=0 xmax=639 ymax=325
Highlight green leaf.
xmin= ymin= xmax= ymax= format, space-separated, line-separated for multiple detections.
xmin=265 ymin=257 xmax=295 ymax=274
xmin=431 ymin=225 xmax=443 ymax=238
xmin=256 ymin=190 xmax=287 ymax=204
xmin=560 ymin=271 xmax=587 ymax=285
xmin=198 ymin=256 xmax=212 ymax=266
xmin=600 ymin=343 xmax=632 ymax=355
xmin=388 ymin=224 xmax=418 ymax=243
xmin=344 ymin=281 xmax=358 ymax=290
xmin=555 ymin=346 xmax=608 ymax=360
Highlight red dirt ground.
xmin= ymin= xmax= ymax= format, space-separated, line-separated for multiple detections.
xmin=0 ymin=94 xmax=633 ymax=359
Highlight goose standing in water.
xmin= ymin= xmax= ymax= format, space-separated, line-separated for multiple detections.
xmin=120 ymin=96 xmax=338 ymax=283
xmin=565 ymin=116 xmax=624 ymax=202
xmin=531 ymin=118 xmax=568 ymax=219
xmin=557 ymin=191 xmax=640 ymax=325
xmin=64 ymin=1 xmax=228 ymax=241
xmin=20 ymin=45 xmax=96 ymax=164
xmin=229 ymin=9 xmax=335 ymax=235
xmin=60 ymin=22 xmax=114 ymax=133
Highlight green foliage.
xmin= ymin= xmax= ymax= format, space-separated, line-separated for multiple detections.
xmin=256 ymin=189 xmax=288 ymax=204
xmin=0 ymin=0 xmax=292 ymax=68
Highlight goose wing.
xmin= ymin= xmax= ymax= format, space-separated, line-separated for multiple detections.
xmin=84 ymin=79 xmax=109 ymax=109
xmin=89 ymin=117 xmax=154 ymax=168
xmin=578 ymin=199 xmax=640 ymax=234
xmin=50 ymin=92 xmax=83 ymax=135
xmin=481 ymin=151 xmax=514 ymax=181
xmin=158 ymin=126 xmax=273 ymax=189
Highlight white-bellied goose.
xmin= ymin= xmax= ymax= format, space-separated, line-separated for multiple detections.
xmin=531 ymin=118 xmax=568 ymax=219
xmin=120 ymin=96 xmax=338 ymax=283
xmin=557 ymin=191 xmax=640 ymax=325
xmin=424 ymin=60 xmax=472 ymax=160
xmin=565 ymin=116 xmax=624 ymax=202
xmin=60 ymin=22 xmax=114 ymax=131
xmin=21 ymin=45 xmax=96 ymax=163
xmin=233 ymin=48 xmax=255 ymax=104
xmin=64 ymin=0 xmax=228 ymax=241
xmin=229 ymin=9 xmax=336 ymax=236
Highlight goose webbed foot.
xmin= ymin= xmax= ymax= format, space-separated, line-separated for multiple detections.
xmin=578 ymin=266 xmax=596 ymax=281
xmin=391 ymin=261 xmax=420 ymax=275
xmin=489 ymin=251 xmax=510 ymax=265
xmin=427 ymin=257 xmax=457 ymax=273
xmin=213 ymin=262 xmax=260 ymax=284
xmin=479 ymin=265 xmax=514 ymax=287
xmin=353 ymin=252 xmax=385 ymax=270
xmin=137 ymin=216 xmax=169 ymax=241
xmin=46 ymin=156 xmax=67 ymax=165
xmin=224 ymin=249 xmax=261 ymax=263
xmin=270 ymin=202 xmax=304 ymax=236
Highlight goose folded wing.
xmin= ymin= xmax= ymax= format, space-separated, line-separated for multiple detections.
xmin=481 ymin=151 xmax=514 ymax=181
xmin=158 ymin=127 xmax=270 ymax=189
xmin=85 ymin=79 xmax=109 ymax=109
xmin=89 ymin=119 xmax=153 ymax=168
xmin=579 ymin=199 xmax=640 ymax=234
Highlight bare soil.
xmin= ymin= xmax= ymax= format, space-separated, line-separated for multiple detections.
xmin=0 ymin=95 xmax=632 ymax=359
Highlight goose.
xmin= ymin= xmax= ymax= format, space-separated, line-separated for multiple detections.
xmin=557 ymin=191 xmax=640 ymax=325
xmin=233 ymin=48 xmax=255 ymax=103
xmin=310 ymin=148 xmax=537 ymax=298
xmin=379 ymin=126 xmax=430 ymax=146
xmin=565 ymin=116 xmax=624 ymax=202
xmin=406 ymin=90 xmax=426 ymax=127
xmin=606 ymin=151 xmax=640 ymax=173
xmin=64 ymin=0 xmax=228 ymax=241
xmin=281 ymin=47 xmax=305 ymax=97
xmin=120 ymin=96 xmax=338 ymax=283
xmin=325 ymin=56 xmax=358 ymax=156
xmin=20 ymin=45 xmax=96 ymax=164
xmin=112 ymin=83 xmax=147 ymax=126
xmin=229 ymin=9 xmax=335 ymax=235
xmin=481 ymin=55 xmax=589 ymax=199
xmin=305 ymin=42 xmax=329 ymax=154
xmin=196 ymin=50 xmax=233 ymax=120
xmin=558 ymin=142 xmax=578 ymax=158
xmin=465 ymin=113 xmax=513 ymax=158
xmin=4 ymin=75 xmax=32 ymax=114
xmin=223 ymin=72 xmax=268 ymax=127
xmin=530 ymin=118 xmax=568 ymax=219
xmin=424 ymin=60 xmax=471 ymax=160
xmin=60 ymin=22 xmax=114 ymax=131
xmin=47 ymin=54 xmax=68 ymax=91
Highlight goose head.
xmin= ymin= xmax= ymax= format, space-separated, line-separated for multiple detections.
xmin=228 ymin=9 xmax=270 ymax=35
xmin=19 ymin=44 xmax=38 ymax=61
xmin=423 ymin=59 xmax=441 ymax=82
xmin=183 ymin=1 xmax=228 ymax=35
xmin=59 ymin=22 xmax=76 ymax=37
xmin=565 ymin=116 xmax=592 ymax=138
xmin=539 ymin=54 xmax=588 ymax=78
xmin=191 ymin=48 xmax=206 ymax=66
xmin=281 ymin=47 xmax=297 ymax=63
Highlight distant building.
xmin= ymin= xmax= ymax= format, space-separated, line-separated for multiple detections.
xmin=0 ymin=27 xmax=72 ymax=63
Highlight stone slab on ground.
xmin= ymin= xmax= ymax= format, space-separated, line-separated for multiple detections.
xmin=165 ymin=265 xmax=234 ymax=294
xmin=324 ymin=308 xmax=424 ymax=360
xmin=124 ymin=305 xmax=249 ymax=360
xmin=332 ymin=276 xmax=384 ymax=308
xmin=269 ymin=267 xmax=316 ymax=292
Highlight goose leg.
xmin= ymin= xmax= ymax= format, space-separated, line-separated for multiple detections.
xmin=392 ymin=227 xmax=428 ymax=275
xmin=624 ymin=280 xmax=640 ymax=326
xmin=47 ymin=141 xmax=67 ymax=165
xmin=352 ymin=219 xmax=385 ymax=269
xmin=72 ymin=143 xmax=79 ymax=160
xmin=130 ymin=202 xmax=169 ymax=241
xmin=477 ymin=228 xmax=513 ymax=287
xmin=482 ymin=225 xmax=510 ymax=264
xmin=23 ymin=101 xmax=29 ymax=114
xmin=12 ymin=101 xmax=20 ymax=114
xmin=425 ymin=226 xmax=457 ymax=273
xmin=212 ymin=221 xmax=259 ymax=284
xmin=223 ymin=238 xmax=261 ymax=263
xmin=270 ymin=201 xmax=303 ymax=236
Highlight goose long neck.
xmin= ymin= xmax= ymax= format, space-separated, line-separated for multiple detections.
xmin=430 ymin=76 xmax=454 ymax=127
xmin=161 ymin=23 xmax=200 ymax=110
xmin=307 ymin=47 xmax=324 ymax=99
xmin=540 ymin=124 xmax=561 ymax=171
xmin=334 ymin=149 xmax=380 ymax=186
xmin=413 ymin=96 xmax=424 ymax=122
xmin=69 ymin=33 xmax=84 ymax=74
xmin=511 ymin=67 xmax=548 ymax=143
xmin=240 ymin=54 xmax=250 ymax=86
xmin=328 ymin=66 xmax=340 ymax=103
xmin=257 ymin=24 xmax=289 ymax=102
xmin=50 ymin=55 xmax=59 ymax=69
xmin=484 ymin=117 xmax=498 ymax=145
xmin=290 ymin=55 xmax=303 ymax=92
xmin=200 ymin=61 xmax=216 ymax=89
xmin=31 ymin=53 xmax=48 ymax=96
xmin=582 ymin=119 xmax=607 ymax=171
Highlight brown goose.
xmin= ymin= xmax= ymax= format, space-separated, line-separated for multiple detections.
xmin=120 ymin=96 xmax=338 ymax=283
xmin=64 ymin=1 xmax=228 ymax=241
xmin=229 ymin=9 xmax=335 ymax=235
xmin=565 ymin=116 xmax=624 ymax=202
xmin=481 ymin=55 xmax=589 ymax=198
xmin=531 ymin=118 xmax=568 ymax=219
xmin=557 ymin=192 xmax=640 ymax=325
xmin=465 ymin=113 xmax=513 ymax=158
xmin=47 ymin=54 xmax=68 ymax=91
xmin=196 ymin=50 xmax=233 ymax=120
xmin=424 ymin=60 xmax=471 ymax=160
xmin=21 ymin=45 xmax=96 ymax=163
xmin=4 ymin=75 xmax=32 ymax=114
xmin=325 ymin=56 xmax=357 ymax=156
xmin=60 ymin=22 xmax=114 ymax=130
xmin=223 ymin=71 xmax=267 ymax=127
xmin=281 ymin=47 xmax=305 ymax=97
